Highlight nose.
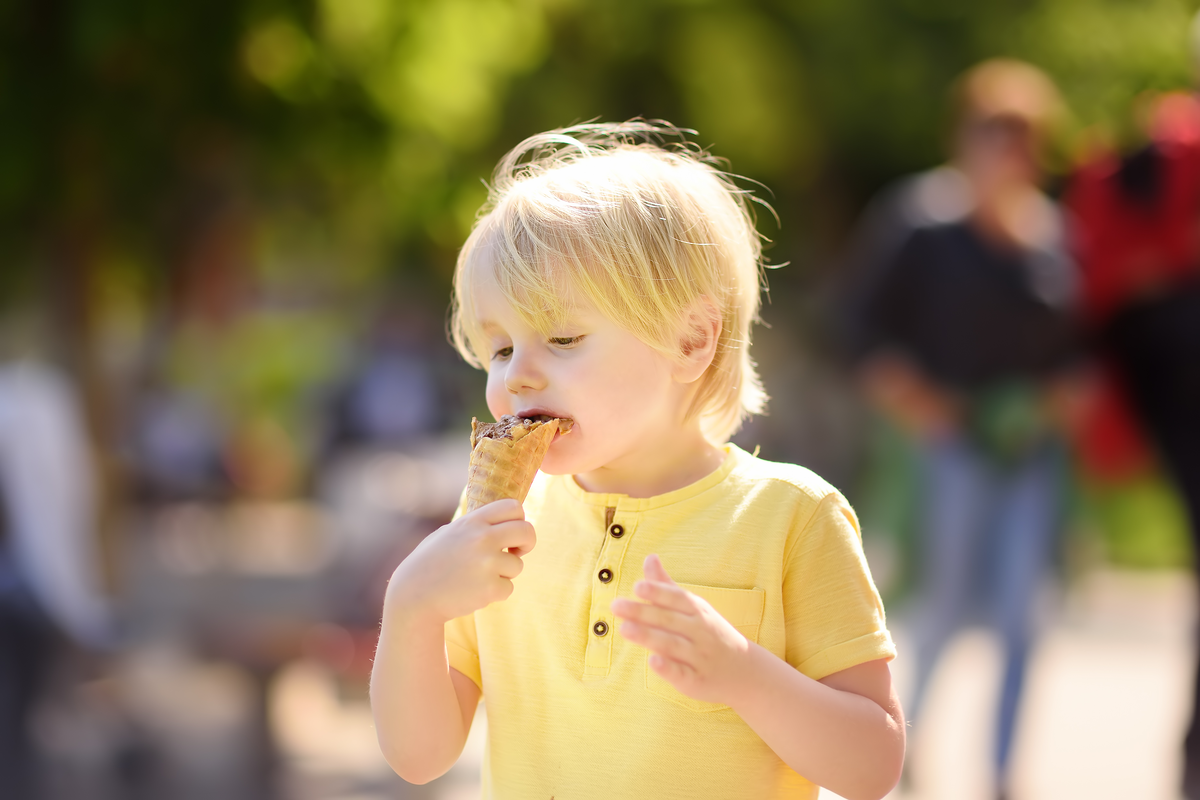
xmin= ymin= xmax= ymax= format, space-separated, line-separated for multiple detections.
xmin=503 ymin=347 xmax=546 ymax=394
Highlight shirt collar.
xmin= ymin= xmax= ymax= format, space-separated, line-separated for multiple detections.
xmin=556 ymin=443 xmax=742 ymax=512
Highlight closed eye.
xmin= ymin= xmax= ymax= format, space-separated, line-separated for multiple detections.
xmin=550 ymin=336 xmax=584 ymax=348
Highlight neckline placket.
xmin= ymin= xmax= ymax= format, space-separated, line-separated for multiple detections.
xmin=583 ymin=503 xmax=637 ymax=680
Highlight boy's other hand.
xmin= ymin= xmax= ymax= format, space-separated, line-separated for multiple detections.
xmin=385 ymin=499 xmax=535 ymax=626
xmin=612 ymin=554 xmax=751 ymax=706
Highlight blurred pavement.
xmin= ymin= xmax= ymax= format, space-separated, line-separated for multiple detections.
xmin=887 ymin=568 xmax=1194 ymax=800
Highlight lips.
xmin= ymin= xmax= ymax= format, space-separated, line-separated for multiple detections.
xmin=515 ymin=410 xmax=574 ymax=435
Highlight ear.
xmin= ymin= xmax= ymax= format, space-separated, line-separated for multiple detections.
xmin=673 ymin=295 xmax=722 ymax=384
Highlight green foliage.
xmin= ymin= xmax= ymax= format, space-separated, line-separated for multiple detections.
xmin=853 ymin=416 xmax=923 ymax=601
xmin=1011 ymin=0 xmax=1197 ymax=146
xmin=5 ymin=0 xmax=1200 ymax=520
xmin=5 ymin=0 xmax=1197 ymax=287
xmin=166 ymin=309 xmax=345 ymax=440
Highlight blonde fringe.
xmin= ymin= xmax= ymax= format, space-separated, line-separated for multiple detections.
xmin=450 ymin=121 xmax=769 ymax=444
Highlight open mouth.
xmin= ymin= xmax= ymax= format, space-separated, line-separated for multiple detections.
xmin=523 ymin=414 xmax=574 ymax=435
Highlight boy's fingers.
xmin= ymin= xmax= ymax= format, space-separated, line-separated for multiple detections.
xmin=649 ymin=653 xmax=692 ymax=683
xmin=496 ymin=551 xmax=524 ymax=580
xmin=619 ymin=621 xmax=691 ymax=663
xmin=643 ymin=554 xmax=677 ymax=585
xmin=611 ymin=597 xmax=692 ymax=637
xmin=633 ymin=579 xmax=696 ymax=614
xmin=489 ymin=519 xmax=536 ymax=556
xmin=490 ymin=576 xmax=515 ymax=602
xmin=474 ymin=498 xmax=525 ymax=523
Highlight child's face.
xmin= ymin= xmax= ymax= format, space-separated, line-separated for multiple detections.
xmin=472 ymin=264 xmax=691 ymax=481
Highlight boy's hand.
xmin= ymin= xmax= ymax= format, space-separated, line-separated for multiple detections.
xmin=385 ymin=499 xmax=535 ymax=626
xmin=612 ymin=554 xmax=751 ymax=706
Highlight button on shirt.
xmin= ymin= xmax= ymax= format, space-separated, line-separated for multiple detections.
xmin=445 ymin=444 xmax=894 ymax=800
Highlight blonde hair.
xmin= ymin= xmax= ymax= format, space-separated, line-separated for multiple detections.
xmin=952 ymin=58 xmax=1064 ymax=141
xmin=450 ymin=121 xmax=768 ymax=443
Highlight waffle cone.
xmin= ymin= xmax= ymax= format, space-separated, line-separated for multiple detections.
xmin=464 ymin=419 xmax=560 ymax=512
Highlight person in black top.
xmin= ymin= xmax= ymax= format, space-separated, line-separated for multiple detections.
xmin=841 ymin=60 xmax=1082 ymax=800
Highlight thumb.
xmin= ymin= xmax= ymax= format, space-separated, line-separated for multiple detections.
xmin=643 ymin=553 xmax=677 ymax=585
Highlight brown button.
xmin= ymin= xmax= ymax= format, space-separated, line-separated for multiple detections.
xmin=593 ymin=620 xmax=609 ymax=637
xmin=598 ymin=568 xmax=613 ymax=584
xmin=609 ymin=524 xmax=624 ymax=538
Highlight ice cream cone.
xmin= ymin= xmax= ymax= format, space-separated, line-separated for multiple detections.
xmin=464 ymin=416 xmax=566 ymax=512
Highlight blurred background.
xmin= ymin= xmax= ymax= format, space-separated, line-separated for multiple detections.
xmin=2 ymin=0 xmax=1199 ymax=798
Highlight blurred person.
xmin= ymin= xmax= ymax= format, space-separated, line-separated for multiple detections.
xmin=129 ymin=384 xmax=229 ymax=502
xmin=0 ymin=361 xmax=112 ymax=799
xmin=321 ymin=299 xmax=455 ymax=457
xmin=840 ymin=60 xmax=1081 ymax=799
xmin=1065 ymin=19 xmax=1200 ymax=796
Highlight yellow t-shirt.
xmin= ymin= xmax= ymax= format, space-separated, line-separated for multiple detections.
xmin=445 ymin=443 xmax=895 ymax=799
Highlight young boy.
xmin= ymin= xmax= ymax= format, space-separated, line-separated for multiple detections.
xmin=370 ymin=122 xmax=904 ymax=800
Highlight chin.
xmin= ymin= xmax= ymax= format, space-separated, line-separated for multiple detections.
xmin=539 ymin=453 xmax=574 ymax=476
xmin=540 ymin=444 xmax=595 ymax=477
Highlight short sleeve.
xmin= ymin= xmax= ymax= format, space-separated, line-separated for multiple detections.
xmin=783 ymin=491 xmax=895 ymax=680
xmin=445 ymin=612 xmax=481 ymax=689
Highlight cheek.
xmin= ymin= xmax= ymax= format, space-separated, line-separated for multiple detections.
xmin=574 ymin=352 xmax=670 ymax=422
xmin=485 ymin=370 xmax=511 ymax=419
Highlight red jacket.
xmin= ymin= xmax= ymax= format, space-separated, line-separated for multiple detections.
xmin=1063 ymin=92 xmax=1200 ymax=480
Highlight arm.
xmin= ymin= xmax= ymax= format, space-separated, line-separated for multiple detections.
xmin=612 ymin=555 xmax=904 ymax=800
xmin=370 ymin=499 xmax=534 ymax=783
xmin=858 ymin=350 xmax=961 ymax=441
xmin=370 ymin=605 xmax=481 ymax=783
xmin=1040 ymin=365 xmax=1098 ymax=441
xmin=734 ymin=652 xmax=903 ymax=800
